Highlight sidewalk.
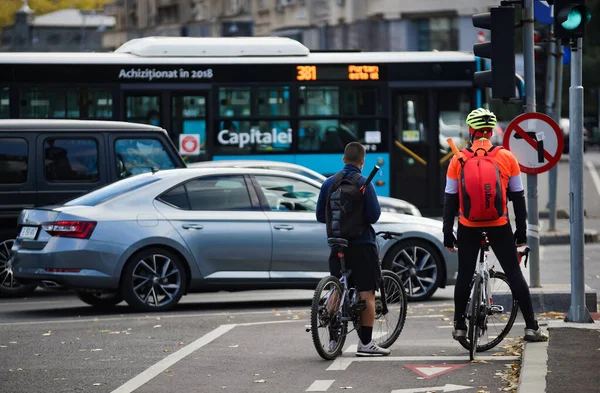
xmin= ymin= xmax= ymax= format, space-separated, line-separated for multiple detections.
xmin=517 ymin=314 xmax=600 ymax=393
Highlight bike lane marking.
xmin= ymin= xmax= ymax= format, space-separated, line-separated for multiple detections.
xmin=326 ymin=355 xmax=519 ymax=371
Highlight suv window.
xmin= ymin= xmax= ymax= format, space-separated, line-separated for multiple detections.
xmin=253 ymin=175 xmax=319 ymax=211
xmin=162 ymin=176 xmax=252 ymax=211
xmin=44 ymin=138 xmax=99 ymax=182
xmin=115 ymin=138 xmax=176 ymax=179
xmin=0 ymin=138 xmax=28 ymax=184
xmin=65 ymin=176 xmax=160 ymax=206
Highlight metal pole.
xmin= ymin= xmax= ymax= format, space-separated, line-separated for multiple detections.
xmin=549 ymin=39 xmax=563 ymax=231
xmin=523 ymin=0 xmax=541 ymax=287
xmin=566 ymin=37 xmax=593 ymax=323
xmin=547 ymin=22 xmax=558 ymax=232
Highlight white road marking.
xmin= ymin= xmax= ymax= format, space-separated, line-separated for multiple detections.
xmin=110 ymin=319 xmax=297 ymax=393
xmin=306 ymin=380 xmax=335 ymax=392
xmin=110 ymin=324 xmax=236 ymax=393
xmin=0 ymin=309 xmax=305 ymax=326
xmin=586 ymin=159 xmax=600 ymax=199
xmin=326 ymin=355 xmax=518 ymax=371
xmin=391 ymin=384 xmax=473 ymax=393
xmin=436 ymin=322 xmax=525 ymax=329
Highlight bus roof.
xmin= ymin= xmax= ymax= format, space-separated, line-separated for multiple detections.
xmin=0 ymin=36 xmax=476 ymax=65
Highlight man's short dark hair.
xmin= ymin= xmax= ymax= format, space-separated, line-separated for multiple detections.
xmin=344 ymin=142 xmax=366 ymax=164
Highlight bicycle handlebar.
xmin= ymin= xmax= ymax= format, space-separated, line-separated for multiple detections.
xmin=376 ymin=231 xmax=403 ymax=240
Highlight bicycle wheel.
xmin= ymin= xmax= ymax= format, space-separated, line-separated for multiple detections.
xmin=468 ymin=275 xmax=482 ymax=361
xmin=476 ymin=271 xmax=519 ymax=351
xmin=310 ymin=276 xmax=347 ymax=360
xmin=373 ymin=270 xmax=407 ymax=349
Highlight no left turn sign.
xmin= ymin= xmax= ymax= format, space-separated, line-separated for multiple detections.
xmin=502 ymin=112 xmax=564 ymax=175
xmin=179 ymin=134 xmax=200 ymax=156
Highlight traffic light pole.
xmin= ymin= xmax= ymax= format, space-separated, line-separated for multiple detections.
xmin=546 ymin=20 xmax=558 ymax=232
xmin=566 ymin=37 xmax=593 ymax=323
xmin=523 ymin=0 xmax=541 ymax=288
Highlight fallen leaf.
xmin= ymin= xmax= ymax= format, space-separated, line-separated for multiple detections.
xmin=339 ymin=387 xmax=353 ymax=390
xmin=0 ymin=345 xmax=7 ymax=348
xmin=93 ymin=383 xmax=102 ymax=386
xmin=442 ymin=317 xmax=450 ymax=321
xmin=275 ymin=313 xmax=281 ymax=316
xmin=54 ymin=378 xmax=66 ymax=381
xmin=178 ymin=341 xmax=184 ymax=345
xmin=163 ymin=349 xmax=170 ymax=352
xmin=99 ymin=330 xmax=110 ymax=333
xmin=253 ymin=379 xmax=266 ymax=383
xmin=153 ymin=325 xmax=162 ymax=328
xmin=471 ymin=359 xmax=489 ymax=364
xmin=166 ymin=370 xmax=172 ymax=373
xmin=42 ymin=331 xmax=52 ymax=336
xmin=417 ymin=377 xmax=425 ymax=380
xmin=91 ymin=349 xmax=103 ymax=352
xmin=440 ymin=308 xmax=455 ymax=312
xmin=17 ymin=368 xmax=23 ymax=371
xmin=292 ymin=315 xmax=301 ymax=320
xmin=492 ymin=352 xmax=505 ymax=356
xmin=34 ymin=353 xmax=41 ymax=356
xmin=9 ymin=341 xmax=17 ymax=344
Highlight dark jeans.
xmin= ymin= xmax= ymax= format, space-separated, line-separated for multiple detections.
xmin=454 ymin=223 xmax=538 ymax=330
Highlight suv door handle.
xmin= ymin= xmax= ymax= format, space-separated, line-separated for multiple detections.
xmin=274 ymin=224 xmax=294 ymax=230
xmin=182 ymin=224 xmax=204 ymax=230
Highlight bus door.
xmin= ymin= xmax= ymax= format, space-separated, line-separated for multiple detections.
xmin=390 ymin=91 xmax=438 ymax=215
xmin=171 ymin=93 xmax=209 ymax=163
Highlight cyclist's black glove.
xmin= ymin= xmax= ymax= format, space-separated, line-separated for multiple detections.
xmin=444 ymin=232 xmax=457 ymax=249
xmin=514 ymin=229 xmax=527 ymax=246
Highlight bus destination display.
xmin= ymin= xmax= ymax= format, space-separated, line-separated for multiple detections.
xmin=296 ymin=65 xmax=380 ymax=81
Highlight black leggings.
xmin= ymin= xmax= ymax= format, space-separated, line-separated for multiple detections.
xmin=454 ymin=223 xmax=538 ymax=330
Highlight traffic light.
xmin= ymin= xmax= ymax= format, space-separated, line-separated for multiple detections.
xmin=472 ymin=6 xmax=516 ymax=99
xmin=534 ymin=29 xmax=549 ymax=108
xmin=553 ymin=0 xmax=592 ymax=41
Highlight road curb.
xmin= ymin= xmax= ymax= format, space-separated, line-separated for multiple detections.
xmin=517 ymin=340 xmax=548 ymax=393
xmin=540 ymin=229 xmax=600 ymax=245
xmin=493 ymin=285 xmax=597 ymax=313
xmin=539 ymin=209 xmax=570 ymax=219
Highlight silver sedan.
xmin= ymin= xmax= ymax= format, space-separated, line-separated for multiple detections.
xmin=11 ymin=168 xmax=457 ymax=311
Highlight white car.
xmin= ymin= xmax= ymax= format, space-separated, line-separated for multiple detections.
xmin=188 ymin=160 xmax=422 ymax=217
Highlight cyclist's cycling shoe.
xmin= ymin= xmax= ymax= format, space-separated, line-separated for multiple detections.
xmin=452 ymin=329 xmax=467 ymax=341
xmin=524 ymin=327 xmax=549 ymax=342
xmin=356 ymin=340 xmax=391 ymax=357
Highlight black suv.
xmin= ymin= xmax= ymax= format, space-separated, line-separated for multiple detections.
xmin=0 ymin=120 xmax=186 ymax=296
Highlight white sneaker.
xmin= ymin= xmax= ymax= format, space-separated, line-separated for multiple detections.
xmin=356 ymin=340 xmax=391 ymax=357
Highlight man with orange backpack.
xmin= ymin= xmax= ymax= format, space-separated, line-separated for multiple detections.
xmin=442 ymin=108 xmax=548 ymax=343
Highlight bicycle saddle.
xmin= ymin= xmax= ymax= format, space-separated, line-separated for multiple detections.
xmin=327 ymin=238 xmax=348 ymax=248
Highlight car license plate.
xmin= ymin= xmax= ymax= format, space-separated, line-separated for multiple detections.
xmin=19 ymin=226 xmax=38 ymax=239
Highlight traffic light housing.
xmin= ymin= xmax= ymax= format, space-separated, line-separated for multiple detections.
xmin=472 ymin=6 xmax=516 ymax=99
xmin=553 ymin=0 xmax=592 ymax=41
xmin=534 ymin=29 xmax=549 ymax=108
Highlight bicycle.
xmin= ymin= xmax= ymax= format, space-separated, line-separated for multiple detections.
xmin=308 ymin=231 xmax=408 ymax=360
xmin=459 ymin=232 xmax=529 ymax=361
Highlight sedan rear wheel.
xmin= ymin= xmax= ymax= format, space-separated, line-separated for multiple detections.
xmin=0 ymin=239 xmax=38 ymax=298
xmin=382 ymin=239 xmax=443 ymax=301
xmin=121 ymin=248 xmax=187 ymax=312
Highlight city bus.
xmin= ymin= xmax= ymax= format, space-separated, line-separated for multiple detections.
xmin=0 ymin=36 xmax=479 ymax=216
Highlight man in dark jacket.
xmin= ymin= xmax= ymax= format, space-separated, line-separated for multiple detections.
xmin=316 ymin=142 xmax=389 ymax=356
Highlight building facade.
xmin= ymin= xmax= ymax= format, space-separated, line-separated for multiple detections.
xmin=0 ymin=3 xmax=116 ymax=52
xmin=101 ymin=0 xmax=499 ymax=52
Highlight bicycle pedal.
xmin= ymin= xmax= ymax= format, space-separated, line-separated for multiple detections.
xmin=354 ymin=300 xmax=367 ymax=312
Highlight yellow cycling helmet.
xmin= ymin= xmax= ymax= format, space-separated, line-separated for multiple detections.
xmin=466 ymin=108 xmax=497 ymax=130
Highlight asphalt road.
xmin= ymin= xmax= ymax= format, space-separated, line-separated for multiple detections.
xmin=1 ymin=242 xmax=596 ymax=393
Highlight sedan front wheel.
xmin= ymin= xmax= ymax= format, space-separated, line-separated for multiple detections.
xmin=121 ymin=248 xmax=187 ymax=312
xmin=382 ymin=239 xmax=443 ymax=301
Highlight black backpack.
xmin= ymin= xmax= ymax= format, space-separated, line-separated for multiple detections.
xmin=325 ymin=172 xmax=367 ymax=241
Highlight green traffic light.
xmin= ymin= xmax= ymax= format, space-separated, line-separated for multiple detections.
xmin=561 ymin=9 xmax=583 ymax=30
xmin=561 ymin=7 xmax=592 ymax=31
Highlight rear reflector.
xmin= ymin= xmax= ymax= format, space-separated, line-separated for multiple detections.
xmin=45 ymin=268 xmax=81 ymax=273
xmin=42 ymin=221 xmax=97 ymax=239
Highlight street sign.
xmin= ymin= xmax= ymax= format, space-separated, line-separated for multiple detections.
xmin=534 ymin=0 xmax=553 ymax=25
xmin=562 ymin=45 xmax=571 ymax=65
xmin=179 ymin=134 xmax=200 ymax=156
xmin=404 ymin=364 xmax=468 ymax=379
xmin=503 ymin=112 xmax=564 ymax=174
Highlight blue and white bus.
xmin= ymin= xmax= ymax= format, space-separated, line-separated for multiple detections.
xmin=0 ymin=36 xmax=479 ymax=216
